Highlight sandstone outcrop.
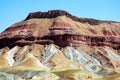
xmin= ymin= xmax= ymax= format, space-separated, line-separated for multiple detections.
xmin=25 ymin=10 xmax=114 ymax=25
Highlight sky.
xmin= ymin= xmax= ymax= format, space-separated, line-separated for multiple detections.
xmin=0 ymin=0 xmax=120 ymax=32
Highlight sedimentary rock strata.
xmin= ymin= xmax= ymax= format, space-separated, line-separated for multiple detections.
xmin=0 ymin=10 xmax=120 ymax=80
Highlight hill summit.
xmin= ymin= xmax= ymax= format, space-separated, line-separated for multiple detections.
xmin=0 ymin=10 xmax=120 ymax=80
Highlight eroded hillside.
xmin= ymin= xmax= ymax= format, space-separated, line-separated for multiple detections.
xmin=0 ymin=10 xmax=120 ymax=80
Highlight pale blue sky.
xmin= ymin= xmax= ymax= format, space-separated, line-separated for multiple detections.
xmin=0 ymin=0 xmax=120 ymax=32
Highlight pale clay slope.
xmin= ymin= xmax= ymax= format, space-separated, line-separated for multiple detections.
xmin=0 ymin=43 xmax=120 ymax=79
xmin=0 ymin=44 xmax=120 ymax=74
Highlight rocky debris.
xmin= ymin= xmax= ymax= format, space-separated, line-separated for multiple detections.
xmin=0 ymin=70 xmax=59 ymax=80
xmin=0 ymin=69 xmax=119 ymax=80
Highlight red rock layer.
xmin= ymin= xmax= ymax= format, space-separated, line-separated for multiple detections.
xmin=103 ymin=30 xmax=115 ymax=36
xmin=1 ymin=34 xmax=119 ymax=49
xmin=0 ymin=24 xmax=36 ymax=39
xmin=3 ymin=24 xmax=36 ymax=33
xmin=49 ymin=22 xmax=73 ymax=34
xmin=46 ymin=34 xmax=120 ymax=49
xmin=89 ymin=29 xmax=98 ymax=34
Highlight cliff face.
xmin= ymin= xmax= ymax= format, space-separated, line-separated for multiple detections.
xmin=25 ymin=10 xmax=110 ymax=25
xmin=0 ymin=10 xmax=120 ymax=80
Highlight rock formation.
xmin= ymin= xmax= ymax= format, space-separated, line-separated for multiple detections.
xmin=0 ymin=10 xmax=120 ymax=80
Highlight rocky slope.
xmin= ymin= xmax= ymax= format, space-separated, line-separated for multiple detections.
xmin=0 ymin=10 xmax=120 ymax=80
